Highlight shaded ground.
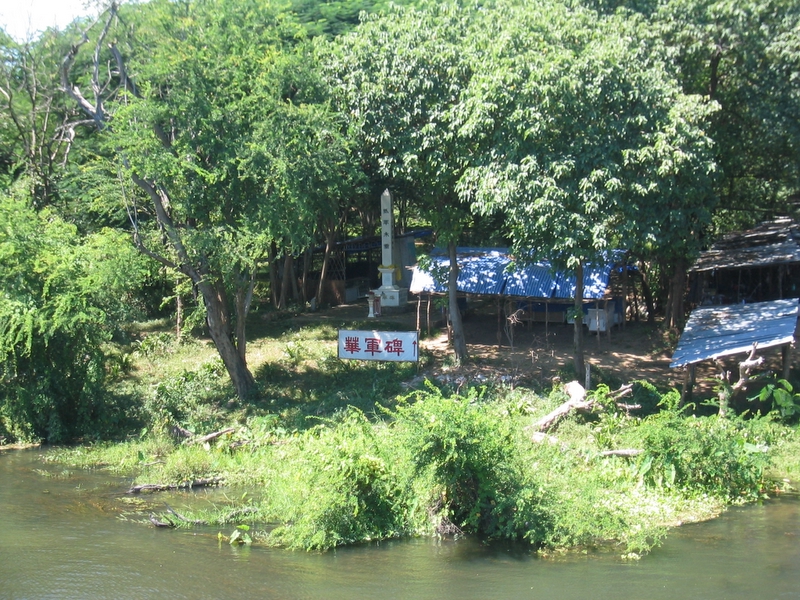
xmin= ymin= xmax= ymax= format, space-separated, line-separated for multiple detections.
xmin=297 ymin=298 xmax=800 ymax=401
xmin=297 ymin=300 xmax=681 ymax=391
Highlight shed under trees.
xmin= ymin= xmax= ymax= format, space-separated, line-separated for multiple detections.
xmin=670 ymin=298 xmax=799 ymax=404
xmin=690 ymin=218 xmax=800 ymax=306
xmin=674 ymin=218 xmax=800 ymax=404
xmin=409 ymin=248 xmax=639 ymax=345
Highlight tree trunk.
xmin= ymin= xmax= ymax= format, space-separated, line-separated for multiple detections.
xmin=234 ymin=269 xmax=256 ymax=363
xmin=269 ymin=242 xmax=280 ymax=309
xmin=125 ymin=174 xmax=256 ymax=399
xmin=665 ymin=258 xmax=688 ymax=330
xmin=278 ymin=251 xmax=292 ymax=309
xmin=301 ymin=247 xmax=312 ymax=304
xmin=448 ymin=241 xmax=468 ymax=364
xmin=175 ymin=276 xmax=183 ymax=342
xmin=200 ymin=278 xmax=256 ymax=399
xmin=288 ymin=253 xmax=300 ymax=302
xmin=639 ymin=259 xmax=656 ymax=324
xmin=573 ymin=261 xmax=586 ymax=382
xmin=316 ymin=222 xmax=337 ymax=307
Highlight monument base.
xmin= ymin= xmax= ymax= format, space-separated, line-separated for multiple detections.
xmin=374 ymin=286 xmax=408 ymax=308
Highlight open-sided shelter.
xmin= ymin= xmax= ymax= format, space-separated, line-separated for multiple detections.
xmin=409 ymin=247 xmax=636 ymax=338
xmin=690 ymin=218 xmax=800 ymax=306
xmin=670 ymin=298 xmax=799 ymax=402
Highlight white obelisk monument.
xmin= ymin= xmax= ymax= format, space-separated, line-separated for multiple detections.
xmin=373 ymin=189 xmax=407 ymax=308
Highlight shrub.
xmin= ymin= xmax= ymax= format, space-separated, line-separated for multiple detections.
xmin=143 ymin=359 xmax=230 ymax=434
xmin=393 ymin=384 xmax=548 ymax=541
xmin=266 ymin=410 xmax=405 ymax=550
xmin=631 ymin=410 xmax=770 ymax=500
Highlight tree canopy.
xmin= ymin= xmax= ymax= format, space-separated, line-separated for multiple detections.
xmin=0 ymin=0 xmax=798 ymax=439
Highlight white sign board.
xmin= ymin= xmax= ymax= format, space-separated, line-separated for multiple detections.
xmin=338 ymin=330 xmax=419 ymax=362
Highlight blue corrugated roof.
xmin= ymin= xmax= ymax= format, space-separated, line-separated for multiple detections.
xmin=553 ymin=260 xmax=621 ymax=300
xmin=410 ymin=248 xmax=509 ymax=295
xmin=504 ymin=262 xmax=557 ymax=298
xmin=410 ymin=248 xmax=626 ymax=300
xmin=670 ymin=298 xmax=799 ymax=368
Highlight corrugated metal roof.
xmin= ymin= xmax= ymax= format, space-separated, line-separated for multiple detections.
xmin=457 ymin=249 xmax=509 ymax=295
xmin=553 ymin=262 xmax=619 ymax=300
xmin=504 ymin=262 xmax=557 ymax=298
xmin=409 ymin=247 xmax=625 ymax=300
xmin=670 ymin=298 xmax=799 ymax=368
xmin=692 ymin=218 xmax=800 ymax=272
xmin=409 ymin=248 xmax=509 ymax=295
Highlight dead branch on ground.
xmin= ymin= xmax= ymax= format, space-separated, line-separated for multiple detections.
xmin=127 ymin=477 xmax=224 ymax=494
xmin=530 ymin=381 xmax=633 ymax=433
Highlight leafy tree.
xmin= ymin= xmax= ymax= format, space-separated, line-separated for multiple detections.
xmin=458 ymin=1 xmax=717 ymax=375
xmin=60 ymin=0 xmax=353 ymax=398
xmin=654 ymin=0 xmax=800 ymax=229
xmin=0 ymin=187 xmax=148 ymax=442
xmin=322 ymin=2 xmax=477 ymax=362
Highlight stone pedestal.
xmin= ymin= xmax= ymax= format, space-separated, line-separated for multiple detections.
xmin=374 ymin=285 xmax=408 ymax=308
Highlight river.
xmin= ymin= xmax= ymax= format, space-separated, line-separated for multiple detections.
xmin=1 ymin=448 xmax=799 ymax=599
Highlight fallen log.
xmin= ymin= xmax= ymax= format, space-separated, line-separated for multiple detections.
xmin=192 ymin=427 xmax=235 ymax=445
xmin=531 ymin=382 xmax=635 ymax=433
xmin=599 ymin=448 xmax=643 ymax=458
xmin=127 ymin=476 xmax=224 ymax=494
xmin=532 ymin=381 xmax=594 ymax=432
xmin=149 ymin=513 xmax=175 ymax=528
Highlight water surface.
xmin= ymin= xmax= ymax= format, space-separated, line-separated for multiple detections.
xmin=1 ymin=448 xmax=799 ymax=599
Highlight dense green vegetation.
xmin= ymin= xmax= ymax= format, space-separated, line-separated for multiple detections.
xmin=2 ymin=0 xmax=800 ymax=554
xmin=47 ymin=331 xmax=795 ymax=555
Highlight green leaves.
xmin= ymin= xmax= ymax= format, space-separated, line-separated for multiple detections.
xmin=655 ymin=0 xmax=800 ymax=227
xmin=632 ymin=410 xmax=769 ymax=500
xmin=456 ymin=1 xmax=717 ymax=269
xmin=229 ymin=524 xmax=252 ymax=546
xmin=0 ymin=191 xmax=147 ymax=442
xmin=752 ymin=379 xmax=800 ymax=420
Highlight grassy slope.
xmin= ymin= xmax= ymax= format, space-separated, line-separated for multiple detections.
xmin=48 ymin=308 xmax=800 ymax=555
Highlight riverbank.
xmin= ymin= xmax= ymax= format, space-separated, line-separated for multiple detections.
xmin=48 ymin=380 xmax=796 ymax=556
xmin=22 ymin=303 xmax=800 ymax=554
xmin=6 ymin=445 xmax=800 ymax=599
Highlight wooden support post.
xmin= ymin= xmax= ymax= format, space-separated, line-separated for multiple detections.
xmin=426 ymin=294 xmax=432 ymax=337
xmin=783 ymin=343 xmax=792 ymax=380
xmin=680 ymin=364 xmax=696 ymax=406
xmin=545 ymin=300 xmax=549 ymax=344
xmin=497 ymin=296 xmax=503 ymax=347
xmin=622 ymin=262 xmax=628 ymax=329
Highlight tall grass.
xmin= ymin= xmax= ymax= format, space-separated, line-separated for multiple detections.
xmin=47 ymin=317 xmax=795 ymax=555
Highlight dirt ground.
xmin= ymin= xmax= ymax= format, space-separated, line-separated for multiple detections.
xmin=310 ymin=299 xmax=797 ymax=398
xmin=310 ymin=300 xmax=683 ymax=390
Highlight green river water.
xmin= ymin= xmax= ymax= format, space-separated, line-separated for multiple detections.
xmin=1 ymin=447 xmax=799 ymax=599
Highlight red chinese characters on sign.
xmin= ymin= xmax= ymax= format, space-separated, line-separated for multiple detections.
xmin=385 ymin=339 xmax=403 ymax=356
xmin=343 ymin=336 xmax=361 ymax=354
xmin=337 ymin=330 xmax=418 ymax=362
xmin=365 ymin=337 xmax=382 ymax=355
